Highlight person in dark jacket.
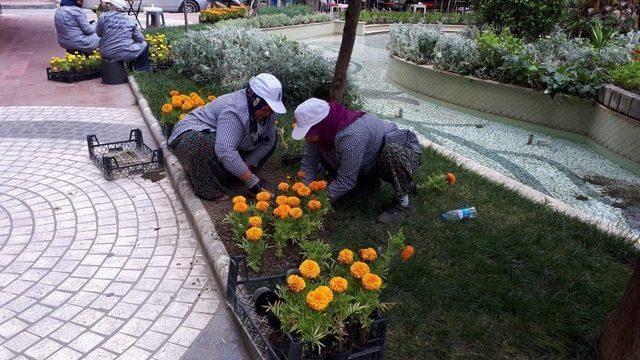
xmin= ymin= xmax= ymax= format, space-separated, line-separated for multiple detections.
xmin=54 ymin=0 xmax=100 ymax=54
xmin=97 ymin=0 xmax=150 ymax=72
xmin=293 ymin=98 xmax=422 ymax=225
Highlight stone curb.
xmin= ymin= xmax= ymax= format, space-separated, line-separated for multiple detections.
xmin=413 ymin=133 xmax=639 ymax=243
xmin=127 ymin=76 xmax=231 ymax=290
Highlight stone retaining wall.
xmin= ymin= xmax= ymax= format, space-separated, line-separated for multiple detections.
xmin=261 ymin=21 xmax=366 ymax=40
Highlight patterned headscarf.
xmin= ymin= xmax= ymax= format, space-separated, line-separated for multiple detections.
xmin=246 ymin=85 xmax=269 ymax=144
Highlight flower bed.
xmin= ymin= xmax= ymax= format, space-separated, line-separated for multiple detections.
xmin=47 ymin=50 xmax=102 ymax=83
xmin=199 ymin=6 xmax=247 ymax=23
xmin=344 ymin=10 xmax=477 ymax=25
xmin=158 ymin=90 xmax=217 ymax=136
xmin=213 ymin=13 xmax=333 ymax=29
xmin=145 ymin=33 xmax=174 ymax=72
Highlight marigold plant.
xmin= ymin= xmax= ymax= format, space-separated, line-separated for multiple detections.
xmin=350 ymin=261 xmax=370 ymax=278
xmin=50 ymin=50 xmax=101 ymax=74
xmin=233 ymin=202 xmax=248 ymax=214
xmin=159 ymin=90 xmax=216 ymax=127
xmin=359 ymin=248 xmax=378 ymax=262
xmin=401 ymin=245 xmax=415 ymax=261
xmin=337 ymin=249 xmax=354 ymax=265
xmin=299 ymin=259 xmax=321 ymax=279
xmin=278 ymin=182 xmax=289 ymax=191
xmin=289 ymin=207 xmax=303 ymax=219
xmin=329 ymin=276 xmax=348 ymax=293
xmin=232 ymin=195 xmax=246 ymax=204
xmin=255 ymin=200 xmax=270 ymax=213
xmin=276 ymin=195 xmax=288 ymax=206
xmin=245 ymin=226 xmax=262 ymax=241
xmin=256 ymin=191 xmax=271 ymax=202
xmin=362 ymin=273 xmax=382 ymax=291
xmin=248 ymin=216 xmax=262 ymax=228
xmin=286 ymin=196 xmax=300 ymax=207
xmin=287 ymin=275 xmax=306 ymax=293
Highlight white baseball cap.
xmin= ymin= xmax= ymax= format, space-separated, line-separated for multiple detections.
xmin=292 ymin=98 xmax=330 ymax=140
xmin=249 ymin=73 xmax=286 ymax=114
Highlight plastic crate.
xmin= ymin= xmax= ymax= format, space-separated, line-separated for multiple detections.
xmin=87 ymin=129 xmax=164 ymax=181
xmin=46 ymin=67 xmax=101 ymax=83
xmin=226 ymin=256 xmax=388 ymax=360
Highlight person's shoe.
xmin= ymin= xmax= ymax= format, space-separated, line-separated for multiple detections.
xmin=376 ymin=203 xmax=414 ymax=225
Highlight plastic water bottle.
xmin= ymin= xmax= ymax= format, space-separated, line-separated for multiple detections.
xmin=440 ymin=207 xmax=476 ymax=221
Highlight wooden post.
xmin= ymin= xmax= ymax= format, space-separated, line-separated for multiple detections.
xmin=330 ymin=0 xmax=361 ymax=102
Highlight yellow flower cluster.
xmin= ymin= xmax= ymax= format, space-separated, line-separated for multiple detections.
xmin=160 ymin=90 xmax=216 ymax=126
xmin=200 ymin=6 xmax=247 ymax=23
xmin=50 ymin=50 xmax=101 ymax=74
xmin=273 ymin=204 xmax=291 ymax=220
xmin=306 ymin=285 xmax=334 ymax=312
xmin=144 ymin=33 xmax=171 ymax=64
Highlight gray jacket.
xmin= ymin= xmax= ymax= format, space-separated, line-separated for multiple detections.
xmin=54 ymin=6 xmax=100 ymax=53
xmin=97 ymin=12 xmax=146 ymax=61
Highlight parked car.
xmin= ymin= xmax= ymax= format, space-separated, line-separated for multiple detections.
xmin=83 ymin=0 xmax=207 ymax=13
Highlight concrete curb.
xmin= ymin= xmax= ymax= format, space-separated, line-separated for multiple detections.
xmin=413 ymin=132 xmax=639 ymax=243
xmin=127 ymin=76 xmax=231 ymax=290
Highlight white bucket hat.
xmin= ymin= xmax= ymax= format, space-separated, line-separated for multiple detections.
xmin=292 ymin=98 xmax=330 ymax=140
xmin=103 ymin=0 xmax=127 ymax=10
xmin=249 ymin=73 xmax=286 ymax=114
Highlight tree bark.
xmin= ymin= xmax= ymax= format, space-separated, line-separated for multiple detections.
xmin=330 ymin=0 xmax=361 ymax=103
xmin=597 ymin=259 xmax=640 ymax=360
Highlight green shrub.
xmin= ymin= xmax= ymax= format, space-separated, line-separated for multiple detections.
xmin=258 ymin=4 xmax=315 ymax=16
xmin=214 ymin=13 xmax=332 ymax=29
xmin=432 ymin=33 xmax=479 ymax=74
xmin=610 ymin=61 xmax=640 ymax=91
xmin=475 ymin=29 xmax=524 ymax=79
xmin=346 ymin=10 xmax=478 ymax=25
xmin=473 ymin=0 xmax=569 ymax=40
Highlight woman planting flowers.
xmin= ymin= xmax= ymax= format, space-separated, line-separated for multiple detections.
xmin=292 ymin=98 xmax=422 ymax=225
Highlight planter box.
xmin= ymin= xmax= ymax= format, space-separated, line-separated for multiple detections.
xmin=46 ymin=67 xmax=101 ymax=83
xmin=226 ymin=256 xmax=388 ymax=360
xmin=387 ymin=55 xmax=640 ymax=170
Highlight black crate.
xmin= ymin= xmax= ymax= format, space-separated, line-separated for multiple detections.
xmin=46 ymin=67 xmax=101 ymax=83
xmin=226 ymin=256 xmax=388 ymax=360
xmin=151 ymin=58 xmax=174 ymax=72
xmin=87 ymin=129 xmax=164 ymax=181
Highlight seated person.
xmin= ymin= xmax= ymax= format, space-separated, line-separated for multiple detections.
xmin=54 ymin=0 xmax=100 ymax=54
xmin=292 ymin=98 xmax=422 ymax=224
xmin=97 ymin=0 xmax=150 ymax=72
xmin=168 ymin=73 xmax=287 ymax=201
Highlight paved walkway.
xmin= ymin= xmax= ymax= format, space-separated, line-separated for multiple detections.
xmin=0 ymin=9 xmax=248 ymax=360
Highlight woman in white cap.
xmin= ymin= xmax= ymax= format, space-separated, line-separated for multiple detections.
xmin=168 ymin=73 xmax=287 ymax=200
xmin=293 ymin=98 xmax=421 ymax=224
xmin=97 ymin=0 xmax=150 ymax=71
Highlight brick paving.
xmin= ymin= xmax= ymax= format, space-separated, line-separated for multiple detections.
xmin=0 ymin=8 xmax=249 ymax=360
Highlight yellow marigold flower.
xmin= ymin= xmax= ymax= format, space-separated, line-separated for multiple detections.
xmin=289 ymin=207 xmax=303 ymax=219
xmin=207 ymin=95 xmax=217 ymax=102
xmin=446 ymin=172 xmax=456 ymax=185
xmin=189 ymin=92 xmax=198 ymax=98
xmin=248 ymin=216 xmax=262 ymax=228
xmin=362 ymin=273 xmax=382 ymax=290
xmin=401 ymin=245 xmax=415 ymax=261
xmin=169 ymin=90 xmax=179 ymax=96
xmin=329 ymin=277 xmax=348 ymax=293
xmin=181 ymin=100 xmax=194 ymax=112
xmin=276 ymin=195 xmax=288 ymax=206
xmin=297 ymin=170 xmax=305 ymax=179
xmin=161 ymin=103 xmax=173 ymax=114
xmin=287 ymin=275 xmax=305 ymax=293
xmin=245 ymin=226 xmax=262 ymax=241
xmin=286 ymin=196 xmax=300 ymax=207
xmin=307 ymin=199 xmax=322 ymax=211
xmin=309 ymin=180 xmax=328 ymax=191
xmin=179 ymin=114 xmax=186 ymax=120
xmin=256 ymin=191 xmax=271 ymax=202
xmin=273 ymin=204 xmax=291 ymax=220
xmin=171 ymin=96 xmax=182 ymax=108
xmin=299 ymin=259 xmax=320 ymax=279
xmin=359 ymin=248 xmax=377 ymax=262
xmin=232 ymin=196 xmax=246 ymax=204
xmin=195 ymin=99 xmax=205 ymax=107
xmin=277 ymin=182 xmax=289 ymax=192
xmin=233 ymin=202 xmax=248 ymax=214
xmin=316 ymin=285 xmax=334 ymax=302
xmin=291 ymin=182 xmax=304 ymax=192
xmin=296 ymin=186 xmax=311 ymax=197
xmin=337 ymin=249 xmax=354 ymax=265
xmin=255 ymin=200 xmax=270 ymax=212
xmin=350 ymin=261 xmax=369 ymax=279
xmin=306 ymin=288 xmax=330 ymax=311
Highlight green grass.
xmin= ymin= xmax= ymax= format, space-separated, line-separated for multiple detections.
xmin=134 ymin=33 xmax=638 ymax=358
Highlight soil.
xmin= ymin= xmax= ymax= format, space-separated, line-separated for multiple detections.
xmin=201 ymin=157 xmax=306 ymax=275
xmin=142 ymin=170 xmax=166 ymax=182
xmin=583 ymin=175 xmax=640 ymax=230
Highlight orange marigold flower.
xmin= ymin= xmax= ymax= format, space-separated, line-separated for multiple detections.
xmin=296 ymin=186 xmax=311 ymax=197
xmin=286 ymin=196 xmax=300 ymax=207
xmin=359 ymin=248 xmax=377 ymax=262
xmin=446 ymin=172 xmax=456 ymax=185
xmin=306 ymin=288 xmax=330 ymax=311
xmin=299 ymin=259 xmax=320 ymax=279
xmin=350 ymin=261 xmax=369 ymax=278
xmin=278 ymin=182 xmax=289 ymax=192
xmin=255 ymin=200 xmax=270 ymax=212
xmin=401 ymin=245 xmax=415 ymax=261
xmin=287 ymin=275 xmax=305 ymax=293
xmin=273 ymin=204 xmax=291 ymax=220
xmin=309 ymin=180 xmax=327 ymax=191
xmin=233 ymin=202 xmax=248 ymax=214
xmin=169 ymin=90 xmax=180 ymax=96
xmin=207 ymin=95 xmax=217 ymax=102
xmin=289 ymin=207 xmax=303 ymax=219
xmin=316 ymin=285 xmax=334 ymax=302
xmin=276 ymin=195 xmax=288 ymax=206
xmin=291 ymin=182 xmax=304 ymax=192
xmin=245 ymin=226 xmax=262 ymax=241
xmin=307 ymin=199 xmax=322 ymax=211
xmin=329 ymin=277 xmax=348 ymax=293
xmin=232 ymin=196 xmax=246 ymax=204
xmin=161 ymin=104 xmax=173 ymax=114
xmin=181 ymin=100 xmax=194 ymax=112
xmin=297 ymin=170 xmax=305 ymax=179
xmin=248 ymin=216 xmax=262 ymax=228
xmin=338 ymin=249 xmax=354 ymax=265
xmin=189 ymin=92 xmax=198 ymax=98
xmin=256 ymin=191 xmax=271 ymax=202
xmin=362 ymin=273 xmax=382 ymax=291
xmin=194 ymin=99 xmax=205 ymax=107
xmin=171 ymin=96 xmax=182 ymax=108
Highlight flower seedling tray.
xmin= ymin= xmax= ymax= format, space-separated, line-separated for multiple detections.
xmin=151 ymin=58 xmax=174 ymax=72
xmin=87 ymin=129 xmax=164 ymax=181
xmin=46 ymin=67 xmax=101 ymax=83
xmin=226 ymin=256 xmax=388 ymax=360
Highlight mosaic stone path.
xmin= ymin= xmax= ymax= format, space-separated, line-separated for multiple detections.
xmin=301 ymin=34 xmax=640 ymax=238
xmin=0 ymin=106 xmax=248 ymax=359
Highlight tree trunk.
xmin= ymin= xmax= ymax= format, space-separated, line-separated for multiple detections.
xmin=330 ymin=0 xmax=361 ymax=103
xmin=597 ymin=259 xmax=640 ymax=360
